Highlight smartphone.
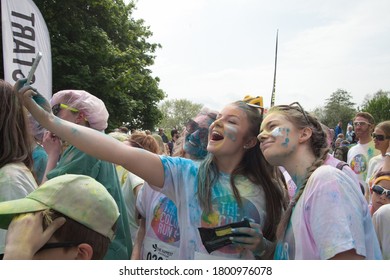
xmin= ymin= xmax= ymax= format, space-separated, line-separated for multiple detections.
xmin=26 ymin=52 xmax=43 ymax=84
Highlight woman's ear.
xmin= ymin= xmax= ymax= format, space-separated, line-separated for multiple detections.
xmin=299 ymin=127 xmax=313 ymax=143
xmin=75 ymin=112 xmax=88 ymax=125
xmin=244 ymin=136 xmax=258 ymax=149
xmin=75 ymin=243 xmax=93 ymax=260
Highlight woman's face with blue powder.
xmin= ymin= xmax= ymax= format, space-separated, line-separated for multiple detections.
xmin=258 ymin=112 xmax=300 ymax=166
xmin=184 ymin=112 xmax=216 ymax=159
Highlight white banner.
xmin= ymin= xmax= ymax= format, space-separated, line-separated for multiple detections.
xmin=1 ymin=0 xmax=52 ymax=100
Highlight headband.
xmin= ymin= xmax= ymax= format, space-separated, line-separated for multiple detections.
xmin=373 ymin=176 xmax=390 ymax=186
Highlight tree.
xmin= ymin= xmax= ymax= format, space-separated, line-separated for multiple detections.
xmin=311 ymin=106 xmax=326 ymax=124
xmin=158 ymin=99 xmax=203 ymax=134
xmin=360 ymin=90 xmax=390 ymax=124
xmin=323 ymin=89 xmax=357 ymax=132
xmin=0 ymin=0 xmax=166 ymax=130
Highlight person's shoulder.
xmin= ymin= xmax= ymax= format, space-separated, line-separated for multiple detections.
xmin=0 ymin=162 xmax=37 ymax=189
xmin=161 ymin=155 xmax=193 ymax=164
xmin=310 ymin=165 xmax=355 ymax=190
xmin=369 ymin=154 xmax=382 ymax=163
xmin=313 ymin=164 xmax=337 ymax=176
xmin=347 ymin=143 xmax=359 ymax=152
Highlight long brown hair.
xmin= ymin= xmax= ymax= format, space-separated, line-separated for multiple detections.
xmin=197 ymin=101 xmax=287 ymax=241
xmin=0 ymin=79 xmax=33 ymax=169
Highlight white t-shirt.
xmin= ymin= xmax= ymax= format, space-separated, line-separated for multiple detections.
xmin=275 ymin=165 xmax=382 ymax=260
xmin=366 ymin=154 xmax=385 ymax=187
xmin=122 ymin=172 xmax=144 ymax=242
xmin=0 ymin=162 xmax=37 ymax=254
xmin=347 ymin=141 xmax=380 ymax=197
xmin=137 ymin=185 xmax=180 ymax=260
xmin=150 ymin=156 xmax=269 ymax=260
xmin=372 ymin=204 xmax=390 ymax=260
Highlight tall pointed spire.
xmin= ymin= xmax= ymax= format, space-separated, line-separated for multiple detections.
xmin=270 ymin=29 xmax=279 ymax=107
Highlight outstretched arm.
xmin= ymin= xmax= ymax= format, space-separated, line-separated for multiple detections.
xmin=16 ymin=82 xmax=165 ymax=188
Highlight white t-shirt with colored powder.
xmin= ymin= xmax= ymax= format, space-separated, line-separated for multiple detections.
xmin=275 ymin=165 xmax=382 ymax=260
xmin=148 ymin=156 xmax=269 ymax=260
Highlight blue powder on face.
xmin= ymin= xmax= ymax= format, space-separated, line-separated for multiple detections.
xmin=281 ymin=128 xmax=290 ymax=147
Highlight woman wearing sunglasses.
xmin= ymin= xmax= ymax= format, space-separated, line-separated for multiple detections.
xmin=366 ymin=121 xmax=390 ymax=191
xmin=370 ymin=172 xmax=390 ymax=216
xmin=257 ymin=102 xmax=382 ymax=259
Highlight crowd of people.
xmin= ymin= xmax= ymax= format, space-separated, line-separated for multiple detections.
xmin=0 ymin=78 xmax=389 ymax=260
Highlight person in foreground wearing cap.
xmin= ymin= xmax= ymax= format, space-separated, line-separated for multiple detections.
xmin=1 ymin=174 xmax=119 ymax=260
xmin=36 ymin=88 xmax=132 ymax=259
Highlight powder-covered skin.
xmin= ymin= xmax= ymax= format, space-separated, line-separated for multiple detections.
xmin=184 ymin=114 xmax=215 ymax=158
xmin=209 ymin=123 xmax=238 ymax=151
xmin=269 ymin=127 xmax=291 ymax=147
xmin=271 ymin=127 xmax=283 ymax=137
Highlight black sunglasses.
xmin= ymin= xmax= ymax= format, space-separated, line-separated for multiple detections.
xmin=37 ymin=242 xmax=81 ymax=253
xmin=372 ymin=185 xmax=390 ymax=199
xmin=372 ymin=133 xmax=390 ymax=141
xmin=185 ymin=119 xmax=209 ymax=139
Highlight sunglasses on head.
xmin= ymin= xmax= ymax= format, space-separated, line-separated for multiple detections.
xmin=372 ymin=133 xmax=390 ymax=141
xmin=353 ymin=121 xmax=370 ymax=127
xmin=275 ymin=102 xmax=311 ymax=125
xmin=372 ymin=185 xmax=390 ymax=199
xmin=51 ymin=103 xmax=79 ymax=116
xmin=246 ymin=103 xmax=265 ymax=117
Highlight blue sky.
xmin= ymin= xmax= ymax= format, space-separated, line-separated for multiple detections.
xmin=131 ymin=0 xmax=390 ymax=112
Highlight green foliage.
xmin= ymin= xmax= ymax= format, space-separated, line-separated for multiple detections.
xmin=311 ymin=106 xmax=326 ymax=123
xmin=360 ymin=90 xmax=390 ymax=124
xmin=2 ymin=0 xmax=166 ymax=130
xmin=158 ymin=99 xmax=203 ymax=134
xmin=322 ymin=89 xmax=357 ymax=132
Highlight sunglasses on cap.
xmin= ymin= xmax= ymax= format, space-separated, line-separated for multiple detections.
xmin=353 ymin=121 xmax=370 ymax=127
xmin=372 ymin=133 xmax=390 ymax=141
xmin=51 ymin=103 xmax=79 ymax=116
xmin=372 ymin=185 xmax=390 ymax=199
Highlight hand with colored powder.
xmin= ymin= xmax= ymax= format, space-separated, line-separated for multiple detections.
xmin=14 ymin=78 xmax=52 ymax=114
xmin=3 ymin=212 xmax=65 ymax=259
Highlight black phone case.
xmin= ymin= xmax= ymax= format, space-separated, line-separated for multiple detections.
xmin=198 ymin=219 xmax=251 ymax=253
